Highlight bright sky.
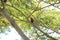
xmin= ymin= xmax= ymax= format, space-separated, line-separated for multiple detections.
xmin=0 ymin=26 xmax=22 ymax=40
xmin=0 ymin=26 xmax=60 ymax=40
xmin=0 ymin=1 xmax=60 ymax=40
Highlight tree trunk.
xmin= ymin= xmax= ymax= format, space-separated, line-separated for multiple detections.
xmin=0 ymin=9 xmax=29 ymax=40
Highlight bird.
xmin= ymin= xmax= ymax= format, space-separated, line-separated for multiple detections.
xmin=1 ymin=0 xmax=7 ymax=3
xmin=30 ymin=17 xmax=34 ymax=23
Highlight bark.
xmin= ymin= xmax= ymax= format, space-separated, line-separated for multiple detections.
xmin=0 ymin=9 xmax=29 ymax=40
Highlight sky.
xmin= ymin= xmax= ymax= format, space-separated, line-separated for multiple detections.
xmin=0 ymin=1 xmax=60 ymax=40
xmin=0 ymin=26 xmax=22 ymax=40
xmin=0 ymin=26 xmax=60 ymax=40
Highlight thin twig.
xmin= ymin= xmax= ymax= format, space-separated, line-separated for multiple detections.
xmin=6 ymin=4 xmax=27 ymax=18
xmin=31 ymin=22 xmax=57 ymax=40
xmin=28 ymin=2 xmax=60 ymax=18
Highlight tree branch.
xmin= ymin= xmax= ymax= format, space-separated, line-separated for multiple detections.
xmin=0 ymin=8 xmax=29 ymax=40
xmin=0 ymin=1 xmax=29 ymax=39
xmin=31 ymin=23 xmax=57 ymax=40
xmin=27 ymin=1 xmax=60 ymax=18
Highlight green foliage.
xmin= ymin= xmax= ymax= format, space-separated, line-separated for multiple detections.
xmin=0 ymin=0 xmax=60 ymax=40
